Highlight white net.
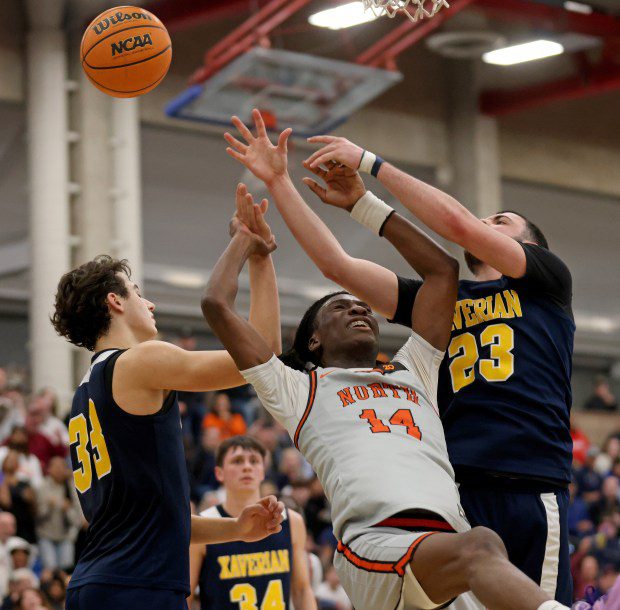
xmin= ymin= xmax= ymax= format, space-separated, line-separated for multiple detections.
xmin=363 ymin=0 xmax=450 ymax=22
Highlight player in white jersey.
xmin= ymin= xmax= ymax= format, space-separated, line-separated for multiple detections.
xmin=202 ymin=110 xmax=569 ymax=610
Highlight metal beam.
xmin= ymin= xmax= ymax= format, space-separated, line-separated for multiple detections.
xmin=475 ymin=0 xmax=620 ymax=37
xmin=480 ymin=63 xmax=620 ymax=115
xmin=148 ymin=0 xmax=252 ymax=32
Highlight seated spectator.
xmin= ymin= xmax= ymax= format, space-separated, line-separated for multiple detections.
xmin=23 ymin=405 xmax=66 ymax=474
xmin=594 ymin=436 xmax=620 ymax=477
xmin=575 ymin=448 xmax=604 ymax=506
xmin=589 ymin=475 xmax=620 ymax=526
xmin=0 ymin=371 xmax=24 ymax=449
xmin=6 ymin=538 xmax=35 ymax=573
xmin=0 ymin=429 xmax=43 ymax=490
xmin=572 ymin=549 xmax=600 ymax=601
xmin=0 ymin=453 xmax=37 ymax=543
xmin=276 ymin=448 xmax=305 ymax=490
xmin=0 ymin=513 xmax=16 ymax=599
xmin=30 ymin=392 xmax=68 ymax=451
xmin=15 ymin=587 xmax=49 ymax=610
xmin=189 ymin=428 xmax=220 ymax=502
xmin=315 ymin=566 xmax=352 ymax=610
xmin=1 ymin=568 xmax=39 ymax=610
xmin=568 ymin=478 xmax=594 ymax=539
xmin=35 ymin=457 xmax=82 ymax=571
xmin=40 ymin=570 xmax=65 ymax=610
xmin=584 ymin=376 xmax=618 ymax=412
xmin=571 ymin=414 xmax=591 ymax=467
xmin=40 ymin=570 xmax=66 ymax=610
xmin=201 ymin=393 xmax=246 ymax=440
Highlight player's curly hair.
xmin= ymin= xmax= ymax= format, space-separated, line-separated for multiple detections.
xmin=51 ymin=255 xmax=131 ymax=351
xmin=279 ymin=290 xmax=348 ymax=372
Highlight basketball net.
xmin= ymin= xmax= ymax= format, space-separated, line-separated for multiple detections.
xmin=363 ymin=0 xmax=450 ymax=21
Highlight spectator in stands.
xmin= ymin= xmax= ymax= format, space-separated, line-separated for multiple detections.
xmin=201 ymin=392 xmax=246 ymax=440
xmin=589 ymin=475 xmax=620 ymax=526
xmin=40 ymin=570 xmax=66 ymax=610
xmin=0 ymin=429 xmax=42 ymax=490
xmin=572 ymin=547 xmax=600 ymax=601
xmin=31 ymin=392 xmax=68 ymax=452
xmin=23 ymin=405 xmax=65 ymax=473
xmin=315 ymin=566 xmax=352 ymax=610
xmin=570 ymin=413 xmax=591 ymax=467
xmin=575 ymin=448 xmax=604 ymax=506
xmin=568 ymin=478 xmax=594 ymax=540
xmin=584 ymin=375 xmax=618 ymax=412
xmin=276 ymin=448 xmax=305 ymax=489
xmin=35 ymin=457 xmax=81 ymax=571
xmin=0 ymin=513 xmax=16 ymax=599
xmin=1 ymin=568 xmax=39 ymax=610
xmin=0 ymin=453 xmax=36 ymax=544
xmin=15 ymin=587 xmax=49 ymax=610
xmin=189 ymin=427 xmax=220 ymax=503
xmin=594 ymin=436 xmax=620 ymax=477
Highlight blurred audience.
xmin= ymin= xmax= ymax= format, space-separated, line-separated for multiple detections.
xmin=201 ymin=392 xmax=246 ymax=440
xmin=584 ymin=376 xmax=618 ymax=412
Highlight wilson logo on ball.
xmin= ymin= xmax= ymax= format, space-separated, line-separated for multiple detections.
xmin=111 ymin=33 xmax=154 ymax=56
xmin=92 ymin=10 xmax=153 ymax=36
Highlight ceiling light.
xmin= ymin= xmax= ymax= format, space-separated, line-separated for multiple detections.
xmin=309 ymin=2 xmax=378 ymax=30
xmin=564 ymin=1 xmax=593 ymax=15
xmin=483 ymin=40 xmax=564 ymax=66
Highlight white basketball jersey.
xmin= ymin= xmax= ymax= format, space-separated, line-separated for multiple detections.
xmin=242 ymin=332 xmax=466 ymax=542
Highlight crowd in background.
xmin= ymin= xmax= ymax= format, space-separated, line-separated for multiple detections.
xmin=0 ymin=349 xmax=618 ymax=609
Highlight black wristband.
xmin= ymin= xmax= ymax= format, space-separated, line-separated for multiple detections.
xmin=371 ymin=156 xmax=385 ymax=178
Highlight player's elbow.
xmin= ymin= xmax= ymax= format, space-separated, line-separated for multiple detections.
xmin=443 ymin=207 xmax=472 ymax=245
xmin=442 ymin=254 xmax=460 ymax=280
xmin=320 ymin=254 xmax=351 ymax=285
xmin=200 ymin=292 xmax=229 ymax=325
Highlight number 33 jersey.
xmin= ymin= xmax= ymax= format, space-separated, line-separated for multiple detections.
xmin=242 ymin=333 xmax=466 ymax=543
xmin=67 ymin=349 xmax=191 ymax=595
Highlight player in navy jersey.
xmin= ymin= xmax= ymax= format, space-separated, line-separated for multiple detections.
xmin=291 ymin=135 xmax=573 ymax=605
xmin=51 ymin=185 xmax=285 ymax=610
xmin=189 ymin=436 xmax=316 ymax=610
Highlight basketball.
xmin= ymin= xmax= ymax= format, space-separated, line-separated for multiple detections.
xmin=81 ymin=5 xmax=172 ymax=98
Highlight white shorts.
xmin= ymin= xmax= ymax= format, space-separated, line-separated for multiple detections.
xmin=334 ymin=528 xmax=484 ymax=610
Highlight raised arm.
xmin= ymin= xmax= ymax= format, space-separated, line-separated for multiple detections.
xmin=201 ymin=217 xmax=276 ymax=371
xmin=306 ymin=136 xmax=527 ymax=278
xmin=224 ymin=109 xmax=399 ymax=319
xmin=115 ymin=186 xmax=281 ymax=396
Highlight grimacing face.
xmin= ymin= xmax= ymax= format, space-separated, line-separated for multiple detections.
xmin=309 ymin=294 xmax=380 ymax=361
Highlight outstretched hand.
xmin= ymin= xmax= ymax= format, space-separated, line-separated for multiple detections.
xmin=302 ymin=160 xmax=366 ymax=212
xmin=230 ymin=183 xmax=277 ymax=257
xmin=237 ymin=495 xmax=285 ymax=543
xmin=225 ymin=109 xmax=293 ymax=186
xmin=304 ymin=135 xmax=365 ymax=171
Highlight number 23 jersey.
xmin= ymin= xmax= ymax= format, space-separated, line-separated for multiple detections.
xmin=241 ymin=333 xmax=466 ymax=544
xmin=391 ymin=243 xmax=575 ymax=485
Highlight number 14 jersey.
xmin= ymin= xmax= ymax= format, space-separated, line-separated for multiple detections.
xmin=241 ymin=333 xmax=467 ymax=544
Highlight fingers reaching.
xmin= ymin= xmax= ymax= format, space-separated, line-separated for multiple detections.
xmin=224 ymin=132 xmax=248 ymax=155
xmin=231 ymin=116 xmax=254 ymax=143
xmin=307 ymin=135 xmax=337 ymax=145
xmin=252 ymin=109 xmax=268 ymax=139
xmin=278 ymin=128 xmax=292 ymax=153
xmin=302 ymin=177 xmax=328 ymax=202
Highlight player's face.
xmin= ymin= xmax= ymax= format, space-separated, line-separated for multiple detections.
xmin=217 ymin=447 xmax=265 ymax=493
xmin=312 ymin=294 xmax=379 ymax=357
xmin=118 ymin=274 xmax=157 ymax=340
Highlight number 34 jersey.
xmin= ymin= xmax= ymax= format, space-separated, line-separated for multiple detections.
xmin=67 ymin=349 xmax=191 ymax=595
xmin=241 ymin=334 xmax=467 ymax=543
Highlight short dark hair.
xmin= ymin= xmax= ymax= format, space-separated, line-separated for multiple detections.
xmin=216 ymin=436 xmax=267 ymax=467
xmin=498 ymin=210 xmax=549 ymax=249
xmin=51 ymin=255 xmax=131 ymax=351
xmin=280 ymin=291 xmax=348 ymax=372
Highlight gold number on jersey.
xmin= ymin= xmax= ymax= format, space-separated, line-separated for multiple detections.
xmin=448 ymin=323 xmax=515 ymax=393
xmin=68 ymin=400 xmax=112 ymax=494
xmin=229 ymin=580 xmax=285 ymax=610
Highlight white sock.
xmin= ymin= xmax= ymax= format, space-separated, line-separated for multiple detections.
xmin=537 ymin=601 xmax=570 ymax=610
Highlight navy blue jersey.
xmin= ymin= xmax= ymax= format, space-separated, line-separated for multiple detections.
xmin=68 ymin=349 xmax=191 ymax=594
xmin=199 ymin=505 xmax=293 ymax=610
xmin=391 ymin=244 xmax=575 ymax=485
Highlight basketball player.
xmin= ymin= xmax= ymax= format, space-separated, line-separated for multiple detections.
xmin=52 ymin=184 xmax=285 ymax=610
xmin=224 ymin=111 xmax=574 ymax=605
xmin=189 ymin=436 xmax=316 ymax=609
xmin=200 ymin=143 xmax=570 ymax=610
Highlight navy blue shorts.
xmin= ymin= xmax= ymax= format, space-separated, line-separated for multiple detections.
xmin=66 ymin=584 xmax=187 ymax=610
xmin=459 ymin=486 xmax=572 ymax=606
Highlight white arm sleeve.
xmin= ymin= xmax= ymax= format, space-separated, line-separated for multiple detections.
xmin=392 ymin=332 xmax=444 ymax=406
xmin=241 ymin=355 xmax=311 ymax=436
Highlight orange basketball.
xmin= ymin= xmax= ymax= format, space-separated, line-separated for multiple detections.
xmin=81 ymin=5 xmax=172 ymax=98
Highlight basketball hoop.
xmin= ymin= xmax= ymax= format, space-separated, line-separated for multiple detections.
xmin=363 ymin=0 xmax=450 ymax=22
